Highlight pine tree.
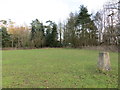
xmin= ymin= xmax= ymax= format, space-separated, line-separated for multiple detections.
xmin=1 ymin=27 xmax=11 ymax=47
xmin=30 ymin=19 xmax=45 ymax=48
xmin=75 ymin=5 xmax=98 ymax=46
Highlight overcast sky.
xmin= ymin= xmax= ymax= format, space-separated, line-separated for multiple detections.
xmin=0 ymin=0 xmax=109 ymax=25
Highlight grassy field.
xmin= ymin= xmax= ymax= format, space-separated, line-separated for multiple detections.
xmin=2 ymin=48 xmax=118 ymax=88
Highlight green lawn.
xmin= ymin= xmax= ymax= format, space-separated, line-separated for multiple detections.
xmin=2 ymin=48 xmax=118 ymax=88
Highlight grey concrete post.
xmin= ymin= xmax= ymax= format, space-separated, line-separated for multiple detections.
xmin=98 ymin=52 xmax=111 ymax=71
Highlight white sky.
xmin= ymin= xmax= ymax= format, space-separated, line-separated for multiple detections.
xmin=0 ymin=0 xmax=109 ymax=25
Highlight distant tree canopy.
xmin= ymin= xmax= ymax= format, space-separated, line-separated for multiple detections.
xmin=1 ymin=2 xmax=119 ymax=48
xmin=30 ymin=19 xmax=45 ymax=48
xmin=45 ymin=20 xmax=58 ymax=47
xmin=63 ymin=5 xmax=98 ymax=47
xmin=1 ymin=27 xmax=11 ymax=47
xmin=30 ymin=19 xmax=58 ymax=48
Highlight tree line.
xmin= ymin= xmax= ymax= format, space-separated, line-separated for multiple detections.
xmin=1 ymin=1 xmax=119 ymax=48
xmin=0 ymin=19 xmax=59 ymax=48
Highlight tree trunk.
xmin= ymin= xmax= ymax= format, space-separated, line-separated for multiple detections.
xmin=12 ymin=39 xmax=13 ymax=48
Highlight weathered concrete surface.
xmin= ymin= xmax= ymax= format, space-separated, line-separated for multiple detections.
xmin=98 ymin=52 xmax=111 ymax=71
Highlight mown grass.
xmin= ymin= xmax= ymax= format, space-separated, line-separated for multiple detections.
xmin=2 ymin=48 xmax=118 ymax=88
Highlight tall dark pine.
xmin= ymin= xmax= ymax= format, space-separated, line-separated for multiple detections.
xmin=1 ymin=27 xmax=11 ymax=47
xmin=51 ymin=23 xmax=58 ymax=47
xmin=30 ymin=19 xmax=45 ymax=48
xmin=45 ymin=21 xmax=58 ymax=47
xmin=75 ymin=5 xmax=98 ymax=46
